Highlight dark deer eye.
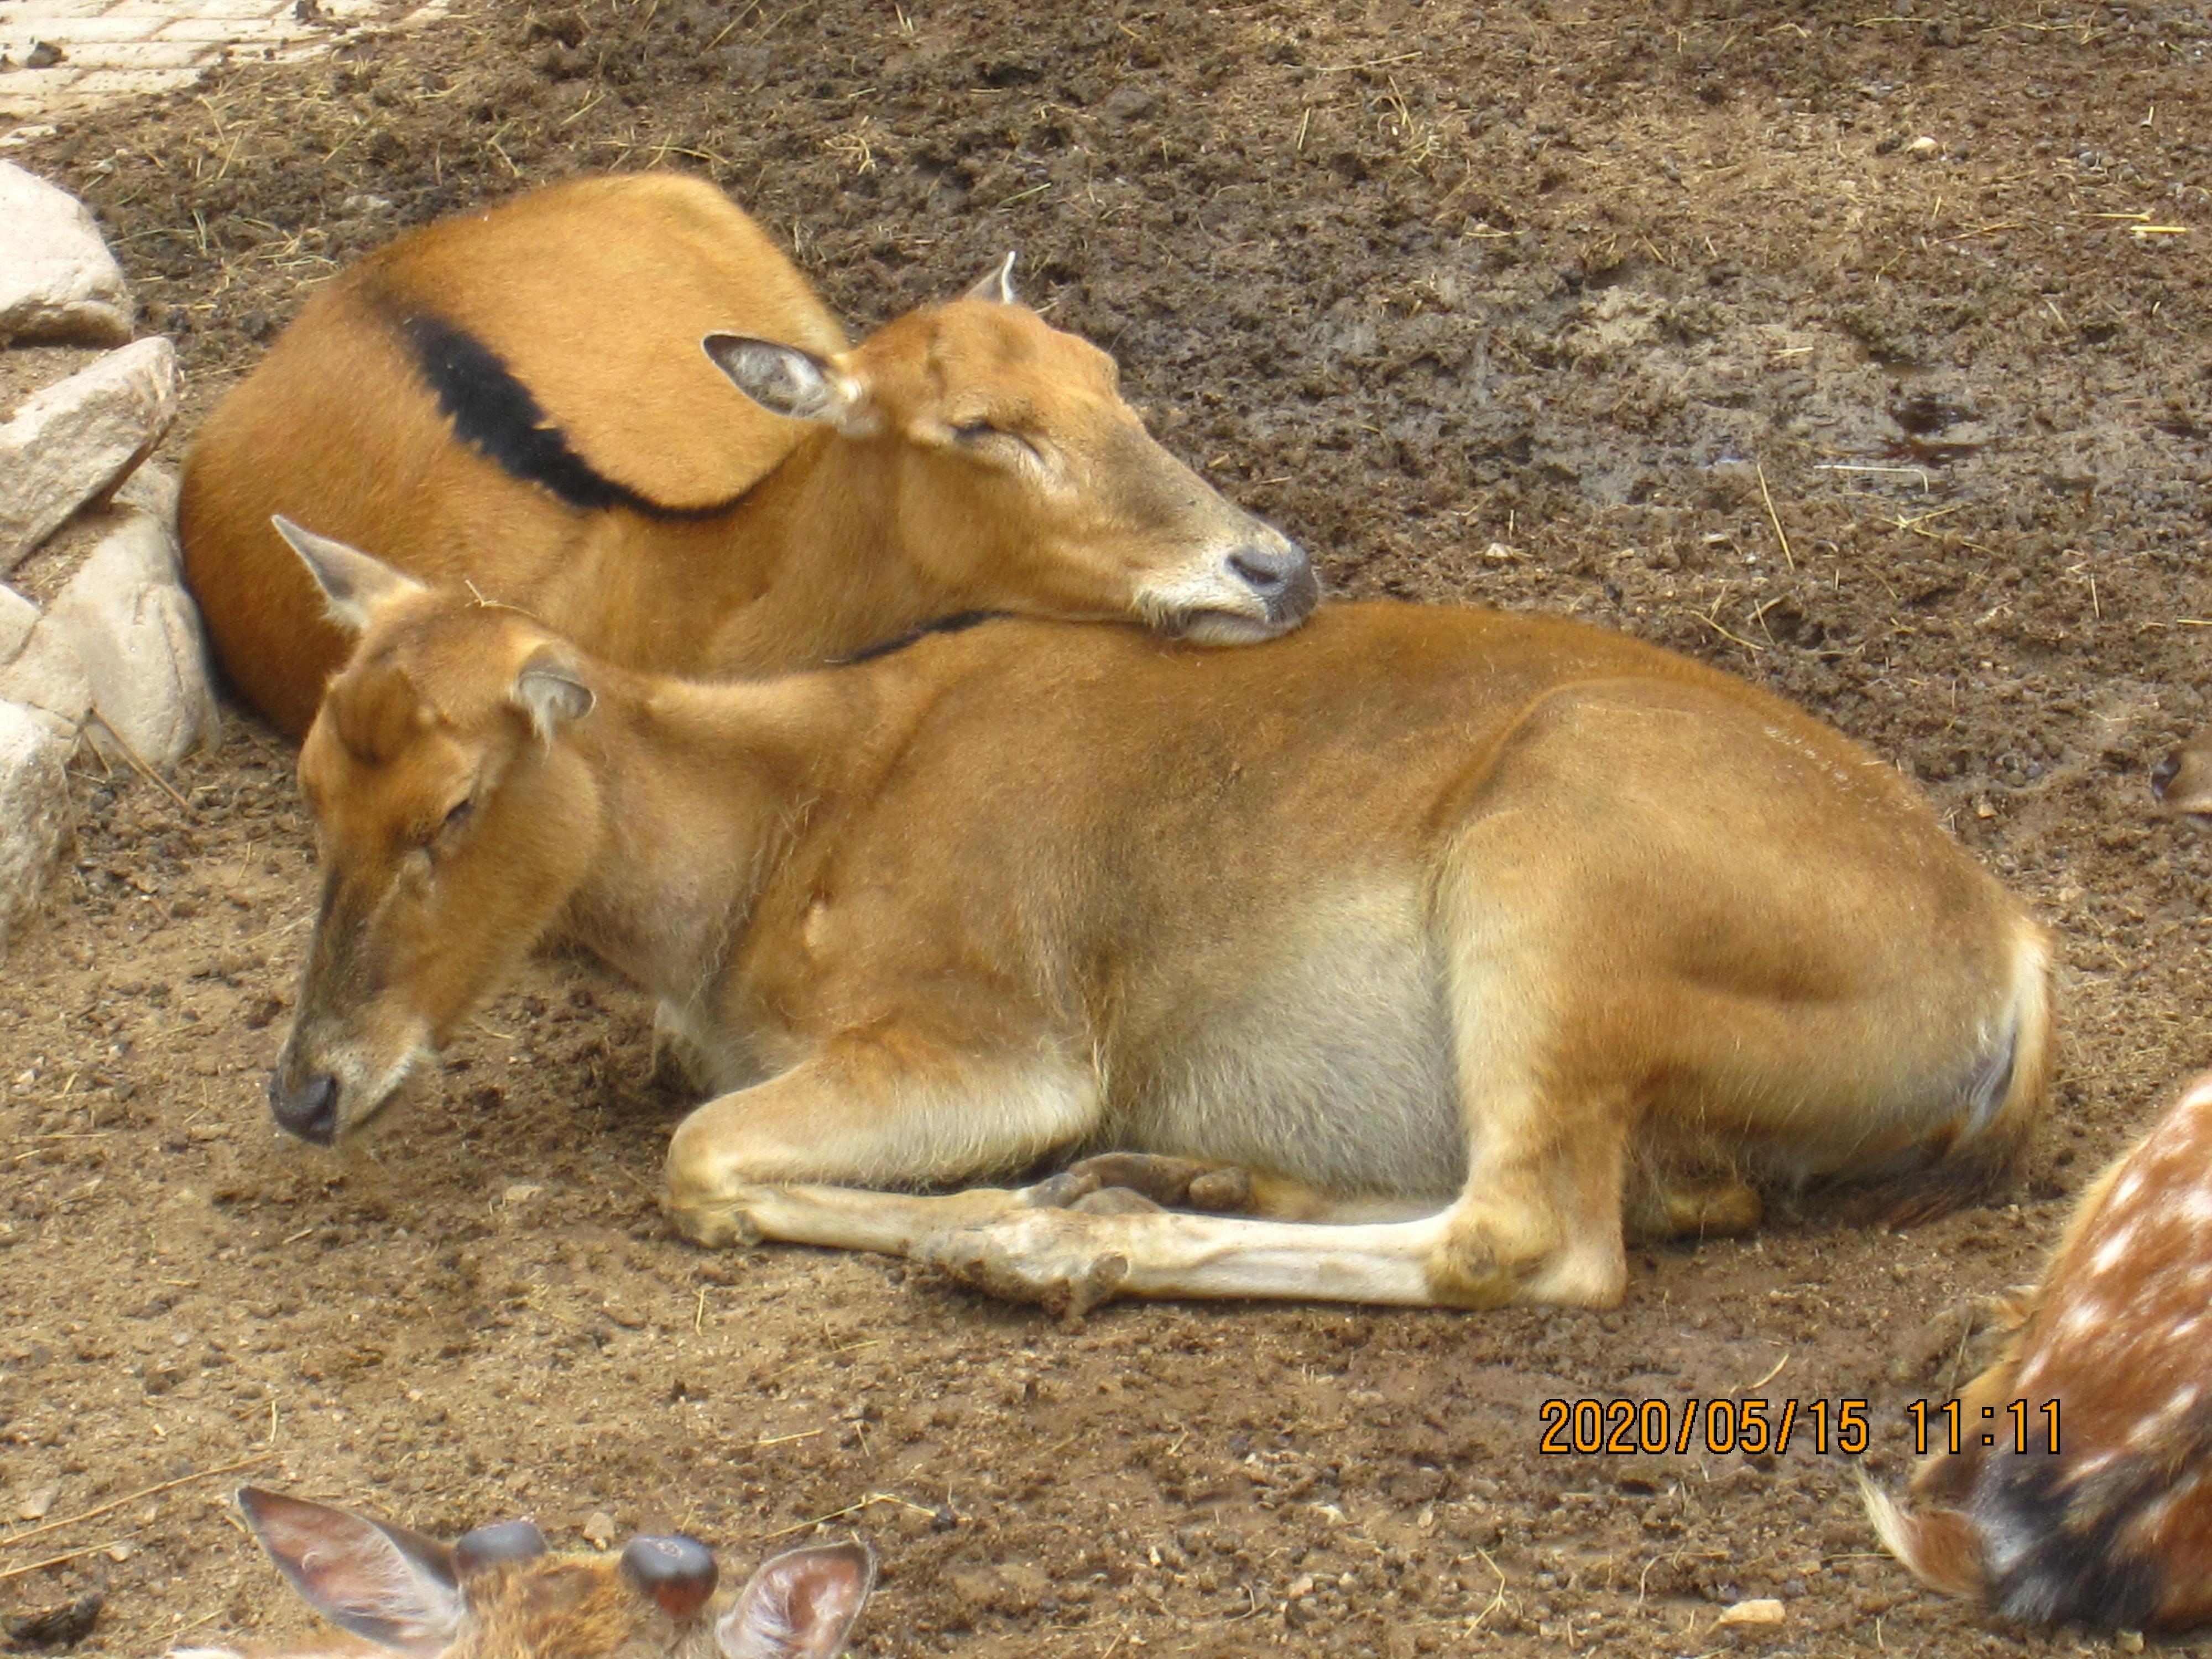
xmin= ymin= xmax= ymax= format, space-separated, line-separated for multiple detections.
xmin=417 ymin=797 xmax=474 ymax=857
xmin=950 ymin=419 xmax=999 ymax=443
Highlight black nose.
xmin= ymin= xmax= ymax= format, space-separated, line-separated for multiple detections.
xmin=1228 ymin=542 xmax=1301 ymax=598
xmin=268 ymin=1070 xmax=340 ymax=1145
xmin=1228 ymin=541 xmax=1320 ymax=624
xmin=2153 ymin=750 xmax=2183 ymax=801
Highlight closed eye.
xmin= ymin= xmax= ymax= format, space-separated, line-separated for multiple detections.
xmin=423 ymin=796 xmax=474 ymax=854
xmin=950 ymin=419 xmax=1044 ymax=465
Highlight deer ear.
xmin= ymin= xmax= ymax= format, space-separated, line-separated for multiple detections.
xmin=270 ymin=517 xmax=426 ymax=634
xmin=237 ymin=1488 xmax=463 ymax=1656
xmin=715 ymin=1543 xmax=875 ymax=1659
xmin=702 ymin=335 xmax=873 ymax=435
xmin=962 ymin=251 xmax=1018 ymax=306
xmin=511 ymin=644 xmax=594 ymax=742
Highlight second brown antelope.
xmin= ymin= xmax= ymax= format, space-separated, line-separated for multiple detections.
xmin=180 ymin=171 xmax=1313 ymax=738
xmin=180 ymin=1487 xmax=872 ymax=1659
xmin=264 ymin=521 xmax=2049 ymax=1312
xmin=1864 ymin=1068 xmax=2212 ymax=1630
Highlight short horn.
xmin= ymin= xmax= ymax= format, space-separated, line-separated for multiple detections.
xmin=453 ymin=1519 xmax=548 ymax=1574
xmin=963 ymin=251 xmax=1018 ymax=305
xmin=622 ymin=1535 xmax=720 ymax=1621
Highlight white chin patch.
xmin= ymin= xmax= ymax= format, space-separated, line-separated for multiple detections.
xmin=1138 ymin=569 xmax=1270 ymax=640
xmin=1176 ymin=611 xmax=1288 ymax=645
xmin=341 ymin=1036 xmax=433 ymax=1136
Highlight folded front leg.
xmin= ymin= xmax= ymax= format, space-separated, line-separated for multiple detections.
xmin=664 ymin=1040 xmax=1102 ymax=1254
xmin=1034 ymin=1152 xmax=1438 ymax=1223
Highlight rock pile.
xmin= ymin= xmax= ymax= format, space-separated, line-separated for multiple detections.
xmin=0 ymin=160 xmax=220 ymax=956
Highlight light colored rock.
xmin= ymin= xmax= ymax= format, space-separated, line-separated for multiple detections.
xmin=0 ymin=585 xmax=34 ymax=662
xmin=0 ymin=336 xmax=178 ymax=572
xmin=0 ymin=616 xmax=92 ymax=737
xmin=44 ymin=506 xmax=217 ymax=766
xmin=1716 ymin=1598 xmax=1786 ymax=1627
xmin=0 ymin=163 xmax=133 ymax=347
xmin=0 ymin=581 xmax=88 ymax=739
xmin=115 ymin=461 xmax=180 ymax=529
xmin=0 ymin=696 xmax=73 ymax=957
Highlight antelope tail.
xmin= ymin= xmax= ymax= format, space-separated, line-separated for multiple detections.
xmin=1858 ymin=1471 xmax=1984 ymax=1601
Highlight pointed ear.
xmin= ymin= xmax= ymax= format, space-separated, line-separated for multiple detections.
xmin=962 ymin=251 xmax=1018 ymax=306
xmin=272 ymin=517 xmax=426 ymax=634
xmin=236 ymin=1488 xmax=463 ymax=1657
xmin=702 ymin=335 xmax=870 ymax=433
xmin=511 ymin=643 xmax=594 ymax=742
xmin=716 ymin=1543 xmax=875 ymax=1659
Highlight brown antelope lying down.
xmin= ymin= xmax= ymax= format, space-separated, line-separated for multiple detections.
xmin=179 ymin=1487 xmax=872 ymax=1659
xmin=180 ymin=171 xmax=1313 ymax=738
xmin=266 ymin=520 xmax=2051 ymax=1312
xmin=1865 ymin=1070 xmax=2212 ymax=1630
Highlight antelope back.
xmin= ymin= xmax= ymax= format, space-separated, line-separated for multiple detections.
xmin=179 ymin=171 xmax=1311 ymax=738
xmin=186 ymin=1488 xmax=875 ymax=1659
xmin=363 ymin=171 xmax=846 ymax=512
xmin=1867 ymin=1069 xmax=2212 ymax=1628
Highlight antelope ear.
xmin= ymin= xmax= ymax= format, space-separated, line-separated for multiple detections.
xmin=236 ymin=1488 xmax=463 ymax=1657
xmin=962 ymin=251 xmax=1018 ymax=306
xmin=271 ymin=517 xmax=426 ymax=634
xmin=511 ymin=644 xmax=594 ymax=742
xmin=702 ymin=335 xmax=871 ymax=434
xmin=715 ymin=1543 xmax=875 ymax=1659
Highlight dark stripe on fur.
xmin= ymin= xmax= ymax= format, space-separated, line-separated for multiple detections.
xmin=387 ymin=304 xmax=741 ymax=521
xmin=834 ymin=611 xmax=1008 ymax=666
xmin=1979 ymin=1453 xmax=2169 ymax=1627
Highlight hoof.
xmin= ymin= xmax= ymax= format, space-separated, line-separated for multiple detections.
xmin=917 ymin=1212 xmax=1133 ymax=1320
xmin=665 ymin=1198 xmax=763 ymax=1249
xmin=1186 ymin=1166 xmax=1253 ymax=1211
xmin=1034 ymin=1152 xmax=1254 ymax=1212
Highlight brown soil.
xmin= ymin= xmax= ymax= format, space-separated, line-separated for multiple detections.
xmin=6 ymin=3 xmax=2212 ymax=1655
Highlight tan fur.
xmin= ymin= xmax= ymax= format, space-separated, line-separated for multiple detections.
xmin=2153 ymin=722 xmax=2212 ymax=821
xmin=1864 ymin=1071 xmax=2212 ymax=1629
xmin=270 ymin=550 xmax=2050 ymax=1313
xmin=180 ymin=172 xmax=1311 ymax=737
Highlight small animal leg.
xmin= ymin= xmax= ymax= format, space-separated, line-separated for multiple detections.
xmin=664 ymin=1042 xmax=1101 ymax=1255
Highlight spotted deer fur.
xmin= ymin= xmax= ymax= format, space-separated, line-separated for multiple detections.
xmin=1866 ymin=1069 xmax=2212 ymax=1628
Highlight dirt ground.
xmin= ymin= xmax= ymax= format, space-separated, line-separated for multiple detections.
xmin=4 ymin=1 xmax=2211 ymax=1654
